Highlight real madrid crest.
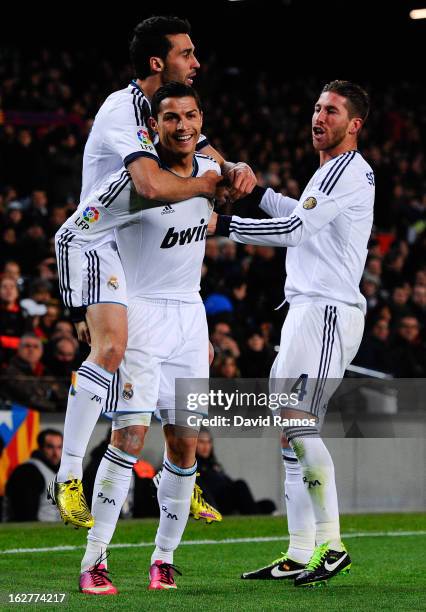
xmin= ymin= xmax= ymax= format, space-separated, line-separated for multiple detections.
xmin=122 ymin=382 xmax=134 ymax=400
xmin=303 ymin=196 xmax=317 ymax=210
xmin=107 ymin=276 xmax=119 ymax=290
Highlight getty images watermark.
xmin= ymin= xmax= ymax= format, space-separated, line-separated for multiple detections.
xmin=185 ymin=389 xmax=316 ymax=428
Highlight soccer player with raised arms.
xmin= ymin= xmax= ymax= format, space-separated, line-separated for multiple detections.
xmin=210 ymin=80 xmax=374 ymax=587
xmin=50 ymin=16 xmax=255 ymax=529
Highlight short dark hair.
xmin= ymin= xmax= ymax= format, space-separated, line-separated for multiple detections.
xmin=130 ymin=16 xmax=191 ymax=79
xmin=151 ymin=81 xmax=202 ymax=119
xmin=37 ymin=428 xmax=63 ymax=448
xmin=321 ymin=80 xmax=370 ymax=122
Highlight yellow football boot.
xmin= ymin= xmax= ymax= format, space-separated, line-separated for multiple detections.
xmin=47 ymin=477 xmax=94 ymax=528
xmin=190 ymin=482 xmax=222 ymax=524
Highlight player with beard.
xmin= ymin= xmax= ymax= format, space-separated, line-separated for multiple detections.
xmin=50 ymin=16 xmax=255 ymax=529
xmin=210 ymin=80 xmax=374 ymax=587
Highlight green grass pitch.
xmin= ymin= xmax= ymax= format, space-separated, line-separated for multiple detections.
xmin=1 ymin=513 xmax=425 ymax=611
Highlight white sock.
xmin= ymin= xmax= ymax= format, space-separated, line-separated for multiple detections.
xmin=282 ymin=448 xmax=315 ymax=564
xmin=290 ymin=437 xmax=342 ymax=550
xmin=58 ymin=361 xmax=113 ymax=482
xmin=80 ymin=540 xmax=107 ymax=572
xmin=81 ymin=445 xmax=137 ymax=572
xmin=151 ymin=457 xmax=197 ymax=566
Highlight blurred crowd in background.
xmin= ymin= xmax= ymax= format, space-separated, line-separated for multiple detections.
xmin=1 ymin=49 xmax=425 ymax=412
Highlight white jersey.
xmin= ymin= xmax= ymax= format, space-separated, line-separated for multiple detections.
xmin=116 ymin=153 xmax=219 ymax=302
xmin=57 ymin=80 xmax=210 ymax=312
xmin=56 ymin=154 xmax=219 ymax=310
xmin=218 ymin=150 xmax=374 ymax=313
xmin=81 ymin=80 xmax=208 ymax=201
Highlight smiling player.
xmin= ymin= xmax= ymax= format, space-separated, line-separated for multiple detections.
xmin=50 ymin=16 xmax=255 ymax=530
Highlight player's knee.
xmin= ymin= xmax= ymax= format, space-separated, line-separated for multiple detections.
xmin=110 ymin=425 xmax=147 ymax=457
xmin=99 ymin=339 xmax=126 ymax=371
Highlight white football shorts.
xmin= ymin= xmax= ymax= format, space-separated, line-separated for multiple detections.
xmin=270 ymin=301 xmax=365 ymax=420
xmin=82 ymin=241 xmax=127 ymax=308
xmin=103 ymin=298 xmax=209 ymax=421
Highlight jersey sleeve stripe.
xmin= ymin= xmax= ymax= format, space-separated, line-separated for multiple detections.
xmin=131 ymin=88 xmax=141 ymax=125
xmin=142 ymin=98 xmax=151 ymax=125
xmin=324 ymin=151 xmax=356 ymax=195
xmin=229 ymin=216 xmax=302 ymax=236
xmin=134 ymin=90 xmax=143 ymax=125
xmin=230 ymin=218 xmax=303 ymax=236
xmin=103 ymin=175 xmax=131 ymax=208
xmin=133 ymin=89 xmax=152 ymax=126
xmin=229 ymin=215 xmax=300 ymax=229
xmin=99 ymin=169 xmax=128 ymax=203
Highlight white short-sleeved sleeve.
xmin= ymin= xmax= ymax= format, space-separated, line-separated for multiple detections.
xmin=103 ymin=97 xmax=160 ymax=169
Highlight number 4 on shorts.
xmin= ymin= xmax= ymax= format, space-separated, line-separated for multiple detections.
xmin=291 ymin=374 xmax=308 ymax=401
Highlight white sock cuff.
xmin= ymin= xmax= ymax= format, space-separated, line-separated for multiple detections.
xmin=75 ymin=361 xmax=113 ymax=398
xmin=163 ymin=457 xmax=197 ymax=478
xmin=104 ymin=444 xmax=137 ymax=470
xmin=282 ymin=447 xmax=298 ymax=462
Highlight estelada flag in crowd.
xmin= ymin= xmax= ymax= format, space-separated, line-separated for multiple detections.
xmin=0 ymin=405 xmax=39 ymax=496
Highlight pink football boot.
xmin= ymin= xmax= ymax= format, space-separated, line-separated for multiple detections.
xmin=79 ymin=561 xmax=118 ymax=595
xmin=148 ymin=561 xmax=181 ymax=590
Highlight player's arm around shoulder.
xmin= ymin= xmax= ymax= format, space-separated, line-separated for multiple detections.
xmin=101 ymin=93 xmax=221 ymax=202
xmin=127 ymin=155 xmax=221 ymax=203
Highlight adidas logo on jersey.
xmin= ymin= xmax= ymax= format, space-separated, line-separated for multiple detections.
xmin=161 ymin=204 xmax=175 ymax=215
xmin=160 ymin=219 xmax=208 ymax=249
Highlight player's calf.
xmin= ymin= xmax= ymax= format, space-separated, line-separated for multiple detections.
xmin=163 ymin=424 xmax=198 ymax=468
xmin=151 ymin=432 xmax=198 ymax=570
